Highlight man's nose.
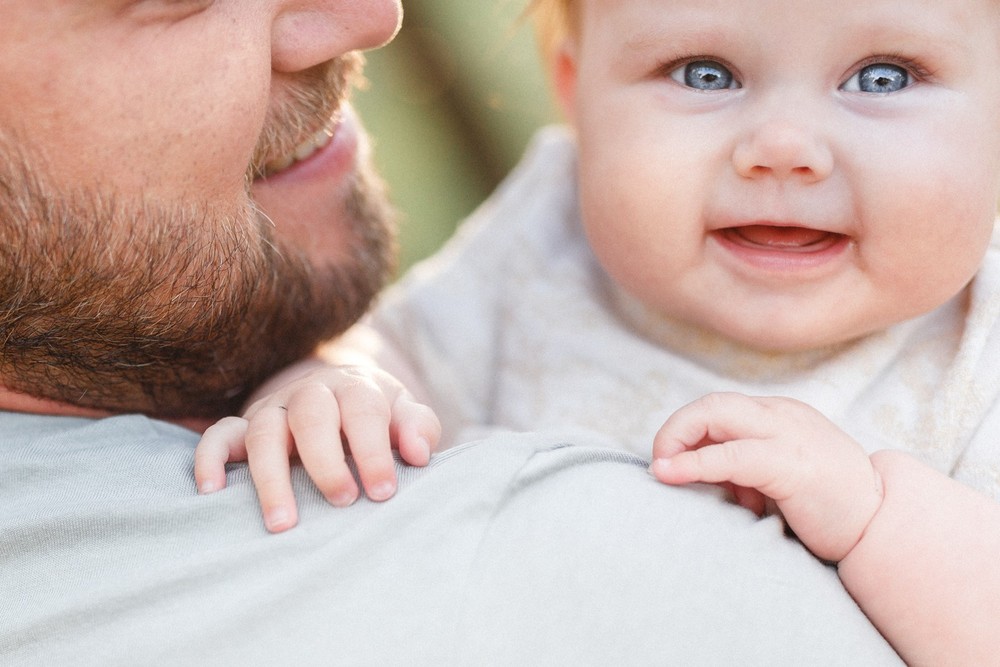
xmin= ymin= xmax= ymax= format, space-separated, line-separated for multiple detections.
xmin=271 ymin=0 xmax=402 ymax=73
xmin=731 ymin=112 xmax=834 ymax=184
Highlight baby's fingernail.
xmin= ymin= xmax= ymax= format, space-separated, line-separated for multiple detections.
xmin=330 ymin=490 xmax=357 ymax=507
xmin=198 ymin=480 xmax=217 ymax=494
xmin=650 ymin=459 xmax=671 ymax=476
xmin=369 ymin=482 xmax=396 ymax=502
xmin=264 ymin=507 xmax=293 ymax=531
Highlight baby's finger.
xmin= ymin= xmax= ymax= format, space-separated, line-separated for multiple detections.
xmin=652 ymin=392 xmax=778 ymax=459
xmin=285 ymin=383 xmax=360 ymax=508
xmin=389 ymin=394 xmax=441 ymax=467
xmin=651 ymin=439 xmax=795 ymax=501
xmin=243 ymin=391 xmax=290 ymax=421
xmin=336 ymin=379 xmax=397 ymax=502
xmin=245 ymin=405 xmax=299 ymax=533
xmin=194 ymin=416 xmax=249 ymax=494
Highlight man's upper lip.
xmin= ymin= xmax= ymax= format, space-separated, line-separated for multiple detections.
xmin=258 ymin=112 xmax=343 ymax=179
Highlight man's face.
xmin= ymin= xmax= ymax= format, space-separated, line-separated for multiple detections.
xmin=0 ymin=0 xmax=403 ymax=418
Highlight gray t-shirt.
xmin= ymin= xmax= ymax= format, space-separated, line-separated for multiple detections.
xmin=0 ymin=412 xmax=901 ymax=665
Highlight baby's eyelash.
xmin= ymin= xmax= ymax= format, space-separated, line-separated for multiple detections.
xmin=856 ymin=53 xmax=935 ymax=82
xmin=652 ymin=54 xmax=737 ymax=80
xmin=652 ymin=53 xmax=935 ymax=85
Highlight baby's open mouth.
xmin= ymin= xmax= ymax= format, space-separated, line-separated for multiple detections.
xmin=719 ymin=225 xmax=846 ymax=252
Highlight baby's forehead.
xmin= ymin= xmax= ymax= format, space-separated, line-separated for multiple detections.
xmin=572 ymin=0 xmax=997 ymax=37
xmin=536 ymin=0 xmax=1000 ymax=69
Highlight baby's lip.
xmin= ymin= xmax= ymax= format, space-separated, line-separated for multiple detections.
xmin=719 ymin=224 xmax=846 ymax=252
xmin=711 ymin=221 xmax=852 ymax=274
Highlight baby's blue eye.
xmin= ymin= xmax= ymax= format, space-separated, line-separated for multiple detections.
xmin=670 ymin=60 xmax=739 ymax=91
xmin=842 ymin=63 xmax=911 ymax=94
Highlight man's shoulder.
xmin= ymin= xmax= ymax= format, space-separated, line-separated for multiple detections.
xmin=1 ymin=423 xmax=902 ymax=665
xmin=0 ymin=411 xmax=197 ymax=468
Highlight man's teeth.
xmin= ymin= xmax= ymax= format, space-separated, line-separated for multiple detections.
xmin=264 ymin=117 xmax=339 ymax=176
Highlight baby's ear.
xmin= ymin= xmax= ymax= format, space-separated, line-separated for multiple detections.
xmin=552 ymin=40 xmax=578 ymax=122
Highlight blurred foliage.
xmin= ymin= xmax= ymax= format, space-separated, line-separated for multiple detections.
xmin=354 ymin=0 xmax=559 ymax=273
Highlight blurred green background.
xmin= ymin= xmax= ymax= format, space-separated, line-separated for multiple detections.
xmin=354 ymin=0 xmax=559 ymax=272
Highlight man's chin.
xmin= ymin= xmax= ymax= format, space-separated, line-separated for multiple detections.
xmin=0 ymin=172 xmax=394 ymax=421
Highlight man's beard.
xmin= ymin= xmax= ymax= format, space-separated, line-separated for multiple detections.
xmin=0 ymin=54 xmax=396 ymax=420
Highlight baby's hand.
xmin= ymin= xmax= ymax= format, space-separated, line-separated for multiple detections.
xmin=194 ymin=365 xmax=441 ymax=533
xmin=650 ymin=393 xmax=883 ymax=562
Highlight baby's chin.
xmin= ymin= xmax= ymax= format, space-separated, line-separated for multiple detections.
xmin=720 ymin=322 xmax=877 ymax=356
xmin=675 ymin=307 xmax=879 ymax=357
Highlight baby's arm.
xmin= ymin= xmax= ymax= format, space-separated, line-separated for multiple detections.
xmin=194 ymin=324 xmax=441 ymax=533
xmin=650 ymin=393 xmax=1000 ymax=665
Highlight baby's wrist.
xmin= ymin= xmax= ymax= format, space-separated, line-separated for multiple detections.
xmin=836 ymin=453 xmax=889 ymax=565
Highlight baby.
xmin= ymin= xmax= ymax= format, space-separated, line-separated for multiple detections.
xmin=197 ymin=0 xmax=1000 ymax=662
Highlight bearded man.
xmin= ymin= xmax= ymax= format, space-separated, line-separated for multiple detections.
xmin=0 ymin=2 xmax=901 ymax=664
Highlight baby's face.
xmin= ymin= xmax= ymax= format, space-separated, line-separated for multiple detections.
xmin=559 ymin=0 xmax=1000 ymax=351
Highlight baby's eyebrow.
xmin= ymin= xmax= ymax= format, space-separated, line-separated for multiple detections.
xmin=617 ymin=5 xmax=965 ymax=48
xmin=850 ymin=14 xmax=962 ymax=47
xmin=613 ymin=23 xmax=731 ymax=74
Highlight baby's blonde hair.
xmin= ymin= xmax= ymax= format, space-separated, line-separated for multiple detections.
xmin=527 ymin=0 xmax=578 ymax=62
